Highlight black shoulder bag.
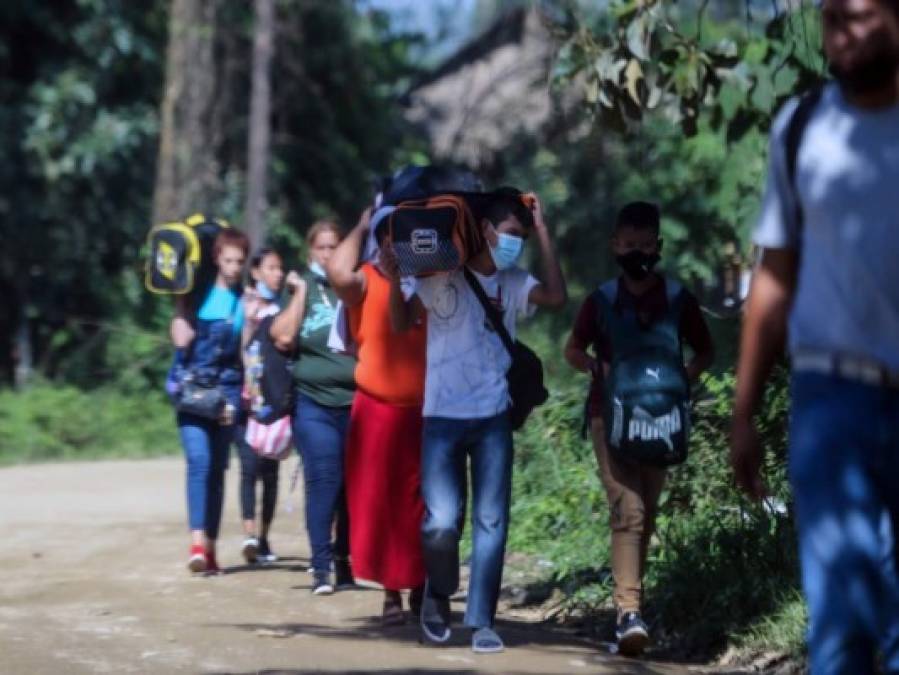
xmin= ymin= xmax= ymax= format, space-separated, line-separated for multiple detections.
xmin=463 ymin=268 xmax=549 ymax=430
xmin=175 ymin=293 xmax=239 ymax=420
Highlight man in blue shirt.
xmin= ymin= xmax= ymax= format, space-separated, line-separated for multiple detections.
xmin=731 ymin=2 xmax=899 ymax=673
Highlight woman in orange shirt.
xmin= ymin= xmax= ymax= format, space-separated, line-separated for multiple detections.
xmin=327 ymin=208 xmax=426 ymax=625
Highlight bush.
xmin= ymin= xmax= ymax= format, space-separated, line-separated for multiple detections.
xmin=0 ymin=381 xmax=178 ymax=465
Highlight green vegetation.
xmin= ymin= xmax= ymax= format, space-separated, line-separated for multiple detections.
xmin=0 ymin=382 xmax=176 ymax=466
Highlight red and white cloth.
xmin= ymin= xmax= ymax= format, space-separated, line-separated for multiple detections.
xmin=245 ymin=415 xmax=293 ymax=461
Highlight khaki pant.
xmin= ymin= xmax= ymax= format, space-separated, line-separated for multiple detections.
xmin=591 ymin=417 xmax=666 ymax=613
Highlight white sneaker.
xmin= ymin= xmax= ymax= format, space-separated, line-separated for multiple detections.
xmin=241 ymin=537 xmax=259 ymax=564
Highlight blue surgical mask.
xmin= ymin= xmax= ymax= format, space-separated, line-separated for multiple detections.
xmin=256 ymin=280 xmax=279 ymax=301
xmin=309 ymin=261 xmax=327 ymax=279
xmin=489 ymin=232 xmax=524 ymax=271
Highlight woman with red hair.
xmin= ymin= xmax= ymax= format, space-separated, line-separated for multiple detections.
xmin=170 ymin=227 xmax=251 ymax=574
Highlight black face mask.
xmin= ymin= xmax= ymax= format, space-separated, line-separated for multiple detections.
xmin=616 ymin=250 xmax=660 ymax=281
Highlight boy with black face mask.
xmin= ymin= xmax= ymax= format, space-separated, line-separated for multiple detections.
xmin=564 ymin=201 xmax=713 ymax=656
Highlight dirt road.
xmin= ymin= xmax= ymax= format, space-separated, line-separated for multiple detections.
xmin=0 ymin=458 xmax=697 ymax=674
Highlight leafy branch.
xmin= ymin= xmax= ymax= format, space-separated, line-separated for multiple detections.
xmin=548 ymin=0 xmax=827 ymax=140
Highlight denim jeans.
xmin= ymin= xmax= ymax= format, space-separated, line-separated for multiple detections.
xmin=235 ymin=425 xmax=280 ymax=525
xmin=293 ymin=393 xmax=350 ymax=573
xmin=790 ymin=372 xmax=899 ymax=675
xmin=178 ymin=412 xmax=232 ymax=540
xmin=421 ymin=412 xmax=513 ymax=629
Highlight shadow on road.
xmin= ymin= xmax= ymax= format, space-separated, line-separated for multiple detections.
xmin=210 ymin=613 xmax=681 ymax=673
xmin=205 ymin=670 xmax=481 ymax=675
xmin=221 ymin=556 xmax=311 ymax=575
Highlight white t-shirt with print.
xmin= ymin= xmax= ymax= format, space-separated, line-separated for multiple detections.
xmin=412 ymin=266 xmax=539 ymax=419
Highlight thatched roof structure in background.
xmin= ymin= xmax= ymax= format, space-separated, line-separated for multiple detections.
xmin=402 ymin=8 xmax=557 ymax=168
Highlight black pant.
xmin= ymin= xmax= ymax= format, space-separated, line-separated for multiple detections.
xmin=235 ymin=427 xmax=280 ymax=526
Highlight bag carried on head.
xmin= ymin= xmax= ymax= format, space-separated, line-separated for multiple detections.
xmin=386 ymin=195 xmax=485 ymax=277
xmin=145 ymin=213 xmax=229 ymax=295
xmin=377 ymin=187 xmax=534 ymax=278
xmin=596 ymin=279 xmax=691 ymax=466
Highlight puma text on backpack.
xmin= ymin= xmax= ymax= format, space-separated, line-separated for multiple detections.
xmin=597 ymin=279 xmax=691 ymax=466
xmin=145 ymin=213 xmax=229 ymax=295
xmin=244 ymin=314 xmax=295 ymax=425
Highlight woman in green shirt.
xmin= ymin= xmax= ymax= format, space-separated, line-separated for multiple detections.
xmin=271 ymin=221 xmax=356 ymax=594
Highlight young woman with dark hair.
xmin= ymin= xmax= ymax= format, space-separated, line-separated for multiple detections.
xmin=235 ymin=247 xmax=285 ymax=564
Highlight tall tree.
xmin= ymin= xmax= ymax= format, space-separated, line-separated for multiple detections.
xmin=153 ymin=0 xmax=222 ymax=224
xmin=245 ymin=0 xmax=274 ymax=249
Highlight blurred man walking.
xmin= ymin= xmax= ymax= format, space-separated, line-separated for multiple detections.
xmin=731 ymin=1 xmax=899 ymax=673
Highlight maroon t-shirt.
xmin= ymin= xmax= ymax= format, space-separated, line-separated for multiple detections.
xmin=570 ymin=276 xmax=713 ymax=418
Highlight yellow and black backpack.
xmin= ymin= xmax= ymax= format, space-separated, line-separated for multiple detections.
xmin=145 ymin=213 xmax=229 ymax=295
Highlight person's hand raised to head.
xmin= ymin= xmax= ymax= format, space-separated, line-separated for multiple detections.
xmin=525 ymin=192 xmax=546 ymax=231
xmin=380 ymin=241 xmax=401 ymax=282
xmin=284 ymin=270 xmax=306 ymax=295
xmin=355 ymin=206 xmax=373 ymax=232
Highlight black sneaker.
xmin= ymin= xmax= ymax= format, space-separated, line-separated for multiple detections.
xmin=312 ymin=570 xmax=334 ymax=596
xmin=409 ymin=584 xmax=424 ymax=618
xmin=334 ymin=558 xmax=355 ymax=590
xmin=615 ymin=611 xmax=650 ymax=657
xmin=419 ymin=579 xmax=451 ymax=644
xmin=257 ymin=537 xmax=277 ymax=563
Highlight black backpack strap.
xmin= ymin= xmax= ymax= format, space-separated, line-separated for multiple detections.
xmin=785 ymin=85 xmax=824 ymax=230
xmin=462 ymin=267 xmax=515 ymax=357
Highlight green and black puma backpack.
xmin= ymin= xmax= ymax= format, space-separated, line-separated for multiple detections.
xmin=595 ymin=278 xmax=691 ymax=466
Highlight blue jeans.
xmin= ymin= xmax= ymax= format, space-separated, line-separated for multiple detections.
xmin=421 ymin=412 xmax=513 ymax=629
xmin=790 ymin=372 xmax=899 ymax=675
xmin=293 ymin=394 xmax=350 ymax=573
xmin=178 ymin=412 xmax=232 ymax=540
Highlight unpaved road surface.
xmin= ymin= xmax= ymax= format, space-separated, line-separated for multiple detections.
xmin=0 ymin=458 xmax=696 ymax=674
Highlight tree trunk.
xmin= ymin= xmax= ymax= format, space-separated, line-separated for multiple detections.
xmin=245 ymin=0 xmax=275 ymax=250
xmin=12 ymin=288 xmax=32 ymax=389
xmin=152 ymin=0 xmax=222 ymax=225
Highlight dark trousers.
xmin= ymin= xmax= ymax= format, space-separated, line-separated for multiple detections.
xmin=293 ymin=393 xmax=350 ymax=573
xmin=235 ymin=427 xmax=280 ymax=526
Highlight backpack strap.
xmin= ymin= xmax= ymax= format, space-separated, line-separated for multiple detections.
xmin=784 ymin=85 xmax=824 ymax=231
xmin=462 ymin=267 xmax=516 ymax=357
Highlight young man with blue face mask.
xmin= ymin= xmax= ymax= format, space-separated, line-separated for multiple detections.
xmin=386 ymin=189 xmax=566 ymax=654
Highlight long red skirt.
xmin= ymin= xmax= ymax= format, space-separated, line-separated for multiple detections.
xmin=345 ymin=389 xmax=425 ymax=590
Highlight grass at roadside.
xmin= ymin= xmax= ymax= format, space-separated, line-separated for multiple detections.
xmin=0 ymin=382 xmax=178 ymax=465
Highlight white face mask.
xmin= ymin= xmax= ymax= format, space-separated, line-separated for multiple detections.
xmin=256 ymin=280 xmax=278 ymax=301
xmin=488 ymin=231 xmax=524 ymax=271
